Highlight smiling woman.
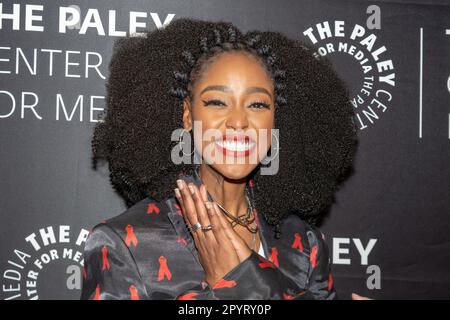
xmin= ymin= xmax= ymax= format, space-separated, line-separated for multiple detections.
xmin=184 ymin=50 xmax=275 ymax=182
xmin=81 ymin=17 xmax=358 ymax=300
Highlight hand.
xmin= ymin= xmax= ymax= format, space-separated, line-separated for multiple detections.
xmin=351 ymin=293 xmax=373 ymax=300
xmin=174 ymin=179 xmax=252 ymax=287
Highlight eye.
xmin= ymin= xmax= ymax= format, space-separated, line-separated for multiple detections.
xmin=249 ymin=101 xmax=271 ymax=109
xmin=202 ymin=99 xmax=227 ymax=107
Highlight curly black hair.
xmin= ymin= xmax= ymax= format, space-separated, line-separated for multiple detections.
xmin=92 ymin=17 xmax=358 ymax=238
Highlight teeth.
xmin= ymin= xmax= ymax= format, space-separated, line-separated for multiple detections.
xmin=217 ymin=140 xmax=254 ymax=151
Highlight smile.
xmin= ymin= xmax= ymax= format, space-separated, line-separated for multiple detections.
xmin=215 ymin=135 xmax=256 ymax=157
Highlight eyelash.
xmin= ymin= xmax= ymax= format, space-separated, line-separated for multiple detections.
xmin=202 ymin=99 xmax=270 ymax=109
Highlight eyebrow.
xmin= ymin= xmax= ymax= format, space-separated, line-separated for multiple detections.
xmin=200 ymin=85 xmax=273 ymax=100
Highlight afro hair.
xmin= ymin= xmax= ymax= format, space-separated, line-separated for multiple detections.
xmin=91 ymin=17 xmax=358 ymax=237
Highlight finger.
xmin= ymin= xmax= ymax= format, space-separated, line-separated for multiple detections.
xmin=205 ymin=201 xmax=240 ymax=260
xmin=176 ymin=180 xmax=202 ymax=237
xmin=205 ymin=201 xmax=228 ymax=243
xmin=188 ymin=183 xmax=217 ymax=246
xmin=174 ymin=188 xmax=186 ymax=214
xmin=199 ymin=184 xmax=209 ymax=202
xmin=175 ymin=187 xmax=201 ymax=243
xmin=176 ymin=180 xmax=210 ymax=259
xmin=213 ymin=203 xmax=251 ymax=262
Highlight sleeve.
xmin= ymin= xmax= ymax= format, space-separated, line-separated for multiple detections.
xmin=304 ymin=226 xmax=337 ymax=300
xmin=176 ymin=226 xmax=336 ymax=300
xmin=80 ymin=224 xmax=149 ymax=300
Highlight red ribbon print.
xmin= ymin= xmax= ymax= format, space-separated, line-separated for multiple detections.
xmin=176 ymin=292 xmax=198 ymax=300
xmin=101 ymin=245 xmax=110 ymax=271
xmin=283 ymin=292 xmax=295 ymax=300
xmin=158 ymin=255 xmax=172 ymax=281
xmin=258 ymin=256 xmax=276 ymax=269
xmin=269 ymin=247 xmax=279 ymax=268
xmin=93 ymin=284 xmax=100 ymax=300
xmin=283 ymin=291 xmax=306 ymax=300
xmin=177 ymin=236 xmax=187 ymax=246
xmin=125 ymin=224 xmax=138 ymax=247
xmin=328 ymin=274 xmax=333 ymax=291
xmin=291 ymin=233 xmax=304 ymax=252
xmin=212 ymin=278 xmax=237 ymax=289
xmin=310 ymin=245 xmax=318 ymax=268
xmin=174 ymin=203 xmax=183 ymax=215
xmin=129 ymin=285 xmax=140 ymax=300
xmin=147 ymin=202 xmax=160 ymax=214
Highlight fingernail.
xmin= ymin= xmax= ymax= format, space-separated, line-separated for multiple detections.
xmin=188 ymin=184 xmax=194 ymax=195
xmin=205 ymin=202 xmax=212 ymax=210
xmin=174 ymin=188 xmax=181 ymax=197
xmin=176 ymin=179 xmax=183 ymax=190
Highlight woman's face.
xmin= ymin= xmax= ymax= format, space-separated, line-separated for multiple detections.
xmin=183 ymin=51 xmax=275 ymax=181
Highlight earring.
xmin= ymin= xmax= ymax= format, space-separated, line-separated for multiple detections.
xmin=260 ymin=129 xmax=280 ymax=175
xmin=261 ymin=129 xmax=280 ymax=165
xmin=178 ymin=128 xmax=195 ymax=156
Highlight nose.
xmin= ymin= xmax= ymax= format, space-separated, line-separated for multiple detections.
xmin=225 ymin=108 xmax=249 ymax=131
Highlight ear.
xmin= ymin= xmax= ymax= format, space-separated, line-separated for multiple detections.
xmin=182 ymin=97 xmax=193 ymax=131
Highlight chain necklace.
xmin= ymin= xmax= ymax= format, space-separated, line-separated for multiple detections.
xmin=206 ymin=189 xmax=259 ymax=250
xmin=196 ymin=166 xmax=259 ymax=250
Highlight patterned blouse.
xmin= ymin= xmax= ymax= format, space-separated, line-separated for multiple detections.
xmin=80 ymin=169 xmax=336 ymax=300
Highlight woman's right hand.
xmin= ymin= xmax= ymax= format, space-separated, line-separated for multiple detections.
xmin=174 ymin=179 xmax=252 ymax=287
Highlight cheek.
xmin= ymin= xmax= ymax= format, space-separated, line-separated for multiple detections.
xmin=191 ymin=107 xmax=216 ymax=143
xmin=191 ymin=106 xmax=223 ymax=129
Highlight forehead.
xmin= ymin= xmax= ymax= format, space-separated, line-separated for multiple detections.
xmin=195 ymin=51 xmax=274 ymax=91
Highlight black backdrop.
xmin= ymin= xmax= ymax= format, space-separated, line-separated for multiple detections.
xmin=1 ymin=0 xmax=449 ymax=300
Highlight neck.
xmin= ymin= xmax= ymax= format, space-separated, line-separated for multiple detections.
xmin=198 ymin=164 xmax=248 ymax=218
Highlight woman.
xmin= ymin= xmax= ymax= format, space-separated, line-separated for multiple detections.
xmin=81 ymin=18 xmax=358 ymax=300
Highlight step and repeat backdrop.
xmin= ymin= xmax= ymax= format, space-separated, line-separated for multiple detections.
xmin=0 ymin=0 xmax=449 ymax=300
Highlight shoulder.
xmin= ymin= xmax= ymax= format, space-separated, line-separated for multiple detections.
xmin=88 ymin=196 xmax=176 ymax=249
xmin=278 ymin=214 xmax=330 ymax=260
xmin=98 ymin=196 xmax=173 ymax=233
xmin=280 ymin=214 xmax=326 ymax=243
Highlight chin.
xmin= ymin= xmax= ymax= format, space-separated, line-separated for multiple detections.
xmin=199 ymin=141 xmax=269 ymax=181
xmin=212 ymin=163 xmax=258 ymax=182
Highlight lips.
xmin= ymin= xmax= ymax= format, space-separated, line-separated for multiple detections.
xmin=215 ymin=134 xmax=256 ymax=157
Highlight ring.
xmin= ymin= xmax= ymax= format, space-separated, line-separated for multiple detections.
xmin=189 ymin=222 xmax=202 ymax=233
xmin=201 ymin=224 xmax=213 ymax=232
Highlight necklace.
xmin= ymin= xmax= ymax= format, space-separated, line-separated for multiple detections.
xmin=209 ymin=191 xmax=258 ymax=232
xmin=206 ymin=188 xmax=259 ymax=250
xmin=196 ymin=167 xmax=259 ymax=250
